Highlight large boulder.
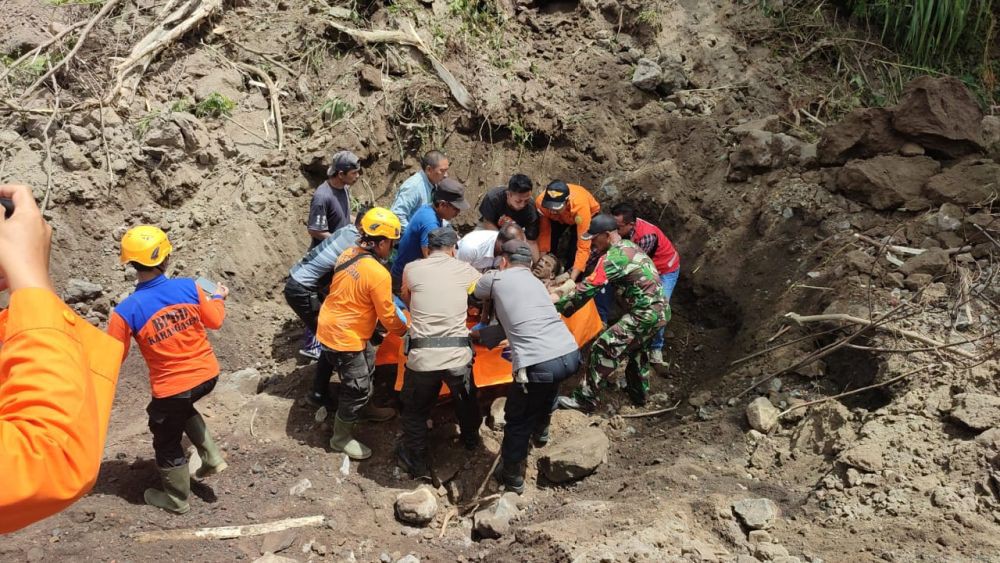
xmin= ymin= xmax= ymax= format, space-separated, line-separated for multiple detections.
xmin=394 ymin=486 xmax=438 ymax=526
xmin=830 ymin=155 xmax=938 ymax=210
xmin=924 ymin=159 xmax=1000 ymax=206
xmin=892 ymin=76 xmax=985 ymax=159
xmin=817 ymin=108 xmax=906 ymax=165
xmin=473 ymin=493 xmax=520 ymax=539
xmin=63 ymin=278 xmax=103 ymax=304
xmin=951 ymin=393 xmax=1000 ymax=432
xmin=538 ymin=426 xmax=609 ymax=483
xmin=631 ymin=58 xmax=663 ymax=92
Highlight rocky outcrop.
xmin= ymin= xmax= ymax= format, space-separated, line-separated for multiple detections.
xmin=538 ymin=427 xmax=609 ymax=483
xmin=830 ymin=155 xmax=938 ymax=210
xmin=817 ymin=108 xmax=907 ymax=165
xmin=924 ymin=159 xmax=1000 ymax=206
xmin=891 ymin=76 xmax=985 ymax=159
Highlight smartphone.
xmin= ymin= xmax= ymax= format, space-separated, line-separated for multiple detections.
xmin=196 ymin=276 xmax=218 ymax=295
xmin=0 ymin=198 xmax=12 ymax=219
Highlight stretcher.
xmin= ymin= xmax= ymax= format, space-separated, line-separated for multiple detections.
xmin=374 ymin=300 xmax=603 ymax=392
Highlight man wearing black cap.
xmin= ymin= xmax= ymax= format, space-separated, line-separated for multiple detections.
xmin=307 ymin=150 xmax=361 ymax=248
xmin=535 ymin=180 xmax=601 ymax=281
xmin=473 ymin=239 xmax=581 ymax=494
xmin=396 ymin=226 xmax=483 ymax=479
xmin=553 ymin=214 xmax=669 ymax=412
xmin=390 ymin=178 xmax=469 ymax=292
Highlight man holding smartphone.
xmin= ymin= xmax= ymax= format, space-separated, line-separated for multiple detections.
xmin=107 ymin=226 xmax=230 ymax=515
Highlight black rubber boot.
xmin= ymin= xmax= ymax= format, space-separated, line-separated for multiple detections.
xmin=493 ymin=458 xmax=525 ymax=494
xmin=395 ymin=443 xmax=431 ymax=481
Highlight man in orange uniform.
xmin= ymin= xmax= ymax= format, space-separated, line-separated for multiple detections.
xmin=536 ymin=180 xmax=601 ymax=281
xmin=107 ymin=226 xmax=230 ymax=515
xmin=0 ymin=183 xmax=123 ymax=533
xmin=317 ymin=207 xmax=409 ymax=460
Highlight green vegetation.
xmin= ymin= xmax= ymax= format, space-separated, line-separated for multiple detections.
xmin=637 ymin=9 xmax=662 ymax=32
xmin=320 ymin=97 xmax=353 ymax=123
xmin=449 ymin=0 xmax=511 ymax=68
xmin=509 ymin=120 xmax=533 ymax=149
xmin=387 ymin=0 xmax=419 ymax=16
xmin=171 ymin=93 xmax=236 ymax=118
xmin=847 ymin=0 xmax=994 ymax=67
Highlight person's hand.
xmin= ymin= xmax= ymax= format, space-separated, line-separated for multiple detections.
xmin=0 ymin=184 xmax=52 ymax=292
xmin=215 ymin=283 xmax=230 ymax=300
xmin=549 ymin=292 xmax=560 ymax=303
xmin=569 ymin=267 xmax=582 ymax=282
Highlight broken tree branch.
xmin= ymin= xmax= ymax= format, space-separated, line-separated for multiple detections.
xmin=133 ymin=515 xmax=325 ymax=542
xmin=40 ymin=75 xmax=60 ymax=213
xmin=227 ymin=39 xmax=295 ymax=75
xmin=326 ymin=20 xmax=474 ymax=111
xmin=854 ymin=233 xmax=971 ymax=257
xmin=777 ymin=365 xmax=936 ymax=418
xmin=235 ymin=62 xmax=283 ymax=150
xmin=784 ymin=312 xmax=977 ymax=359
xmin=22 ymin=0 xmax=123 ymax=100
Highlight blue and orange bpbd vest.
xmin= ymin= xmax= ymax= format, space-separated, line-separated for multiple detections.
xmin=107 ymin=275 xmax=225 ymax=398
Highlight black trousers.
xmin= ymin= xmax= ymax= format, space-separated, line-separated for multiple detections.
xmin=283 ymin=277 xmax=319 ymax=332
xmin=400 ymin=364 xmax=481 ymax=456
xmin=147 ymin=376 xmax=218 ymax=468
xmin=501 ymin=350 xmax=581 ymax=465
xmin=322 ymin=343 xmax=376 ymax=422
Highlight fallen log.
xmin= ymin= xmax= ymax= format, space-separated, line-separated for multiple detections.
xmin=783 ymin=312 xmax=977 ymax=359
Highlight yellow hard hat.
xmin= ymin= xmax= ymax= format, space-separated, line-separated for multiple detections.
xmin=120 ymin=225 xmax=173 ymax=266
xmin=360 ymin=207 xmax=401 ymax=240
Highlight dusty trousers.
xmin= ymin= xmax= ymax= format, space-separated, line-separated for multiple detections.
xmin=399 ymin=365 xmax=481 ymax=456
xmin=502 ymin=350 xmax=581 ymax=464
xmin=322 ymin=343 xmax=376 ymax=422
xmin=147 ymin=376 xmax=218 ymax=468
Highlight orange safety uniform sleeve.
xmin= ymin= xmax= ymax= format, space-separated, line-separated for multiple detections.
xmin=371 ymin=272 xmax=408 ymax=338
xmin=106 ymin=309 xmax=132 ymax=360
xmin=197 ymin=286 xmax=226 ymax=330
xmin=0 ymin=288 xmax=122 ymax=533
xmin=535 ymin=196 xmax=553 ymax=255
xmin=567 ymin=184 xmax=600 ymax=273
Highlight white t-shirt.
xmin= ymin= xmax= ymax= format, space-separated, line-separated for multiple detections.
xmin=456 ymin=229 xmax=500 ymax=272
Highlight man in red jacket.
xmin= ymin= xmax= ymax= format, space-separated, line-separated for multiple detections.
xmin=107 ymin=226 xmax=230 ymax=515
xmin=602 ymin=203 xmax=680 ymax=365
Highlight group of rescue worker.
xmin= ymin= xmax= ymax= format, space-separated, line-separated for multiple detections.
xmin=284 ymin=149 xmax=681 ymax=493
xmin=0 ymin=143 xmax=680 ymax=530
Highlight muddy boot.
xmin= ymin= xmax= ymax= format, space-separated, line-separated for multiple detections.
xmin=330 ymin=416 xmax=372 ymax=460
xmin=650 ymin=348 xmax=666 ymax=366
xmin=532 ymin=425 xmax=550 ymax=447
xmin=185 ymin=414 xmax=228 ymax=479
xmin=395 ymin=443 xmax=431 ymax=481
xmin=360 ymin=402 xmax=397 ymax=422
xmin=492 ymin=458 xmax=525 ymax=495
xmin=144 ymin=465 xmax=191 ymax=514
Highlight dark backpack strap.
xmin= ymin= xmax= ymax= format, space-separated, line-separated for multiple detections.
xmin=332 ymin=250 xmax=374 ymax=277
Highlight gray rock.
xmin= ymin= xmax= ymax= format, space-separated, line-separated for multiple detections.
xmin=830 ymin=155 xmax=938 ymax=210
xmin=473 ymin=493 xmax=520 ymax=539
xmin=839 ymin=442 xmax=884 ymax=473
xmin=0 ymin=129 xmax=20 ymax=144
xmin=790 ymin=401 xmax=856 ymax=455
xmin=227 ymin=368 xmax=264 ymax=395
xmin=746 ymin=397 xmax=780 ymax=434
xmin=65 ymin=124 xmax=94 ymax=143
xmin=904 ymin=273 xmax=933 ymax=290
xmin=951 ymin=393 xmax=1000 ymax=431
xmin=899 ymin=248 xmax=950 ymax=276
xmin=732 ymin=498 xmax=780 ymax=530
xmin=631 ymin=58 xmax=663 ymax=92
xmin=727 ymin=130 xmax=811 ymax=181
xmin=26 ymin=547 xmax=44 ymax=562
xmin=538 ymin=426 xmax=609 ymax=483
xmin=898 ymin=142 xmax=924 ymax=156
xmin=252 ymin=554 xmax=299 ymax=563
xmin=144 ymin=121 xmax=185 ymax=149
xmin=64 ymin=278 xmax=104 ymax=303
xmin=61 ymin=143 xmax=92 ymax=171
xmin=289 ymin=478 xmax=312 ymax=496
xmin=936 ymin=203 xmax=964 ymax=232
xmin=489 ymin=397 xmax=506 ymax=430
xmin=260 ymin=529 xmax=297 ymax=554
xmin=394 ymin=486 xmax=438 ymax=526
xmin=395 ymin=556 xmax=420 ymax=563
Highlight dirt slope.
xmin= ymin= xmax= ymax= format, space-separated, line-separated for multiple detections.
xmin=2 ymin=0 xmax=999 ymax=562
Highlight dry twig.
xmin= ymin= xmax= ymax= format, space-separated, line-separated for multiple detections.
xmin=0 ymin=20 xmax=87 ymax=89
xmin=235 ymin=62 xmax=283 ymax=150
xmin=620 ymin=400 xmax=682 ymax=418
xmin=227 ymin=39 xmax=295 ymax=74
xmin=784 ymin=312 xmax=977 ymax=359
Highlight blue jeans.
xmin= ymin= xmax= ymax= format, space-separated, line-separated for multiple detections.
xmin=650 ymin=269 xmax=679 ymax=350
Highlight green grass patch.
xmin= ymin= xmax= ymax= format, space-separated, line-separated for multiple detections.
xmin=320 ymin=97 xmax=353 ymax=123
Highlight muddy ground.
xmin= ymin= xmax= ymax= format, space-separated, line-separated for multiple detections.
xmin=2 ymin=0 xmax=1000 ymax=561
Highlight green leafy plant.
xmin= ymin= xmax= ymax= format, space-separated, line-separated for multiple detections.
xmin=637 ymin=9 xmax=662 ymax=31
xmin=192 ymin=93 xmax=236 ymax=118
xmin=509 ymin=120 xmax=533 ymax=148
xmin=320 ymin=97 xmax=353 ymax=123
xmin=387 ymin=0 xmax=419 ymax=16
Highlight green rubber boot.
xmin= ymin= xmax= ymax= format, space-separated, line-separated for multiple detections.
xmin=330 ymin=416 xmax=372 ymax=460
xmin=185 ymin=413 xmax=228 ymax=479
xmin=144 ymin=465 xmax=191 ymax=514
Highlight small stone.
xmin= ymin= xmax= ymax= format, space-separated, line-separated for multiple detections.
xmin=898 ymin=142 xmax=925 ymax=156
xmin=903 ymin=273 xmax=933 ymax=291
xmin=631 ymin=58 xmax=663 ymax=92
xmin=61 ymin=143 xmax=92 ymax=171
xmin=732 ymin=498 xmax=780 ymax=530
xmin=252 ymin=463 xmax=265 ymax=474
xmin=951 ymin=393 xmax=1000 ymax=431
xmin=260 ymin=529 xmax=298 ymax=555
xmin=473 ymin=495 xmax=520 ymax=539
xmin=688 ymin=390 xmax=712 ymax=408
xmin=252 ymin=554 xmax=299 ymax=563
xmin=394 ymin=486 xmax=438 ymax=526
xmin=66 ymin=124 xmax=95 ymax=143
xmin=396 ymin=555 xmax=420 ymax=563
xmin=899 ymin=248 xmax=950 ymax=276
xmin=289 ymin=478 xmax=312 ymax=496
xmin=748 ymin=529 xmax=773 ymax=544
xmin=840 ymin=442 xmax=884 ymax=473
xmin=746 ymin=397 xmax=780 ymax=434
xmin=26 ymin=548 xmax=45 ymax=562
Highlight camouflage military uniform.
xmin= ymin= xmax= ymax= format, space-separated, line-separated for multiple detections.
xmin=556 ymin=240 xmax=670 ymax=406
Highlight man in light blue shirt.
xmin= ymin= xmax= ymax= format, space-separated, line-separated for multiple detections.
xmin=390 ymin=178 xmax=468 ymax=292
xmin=389 ymin=150 xmax=450 ymax=232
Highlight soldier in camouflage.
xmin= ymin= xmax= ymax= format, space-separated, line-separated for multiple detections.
xmin=553 ymin=214 xmax=670 ymax=411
